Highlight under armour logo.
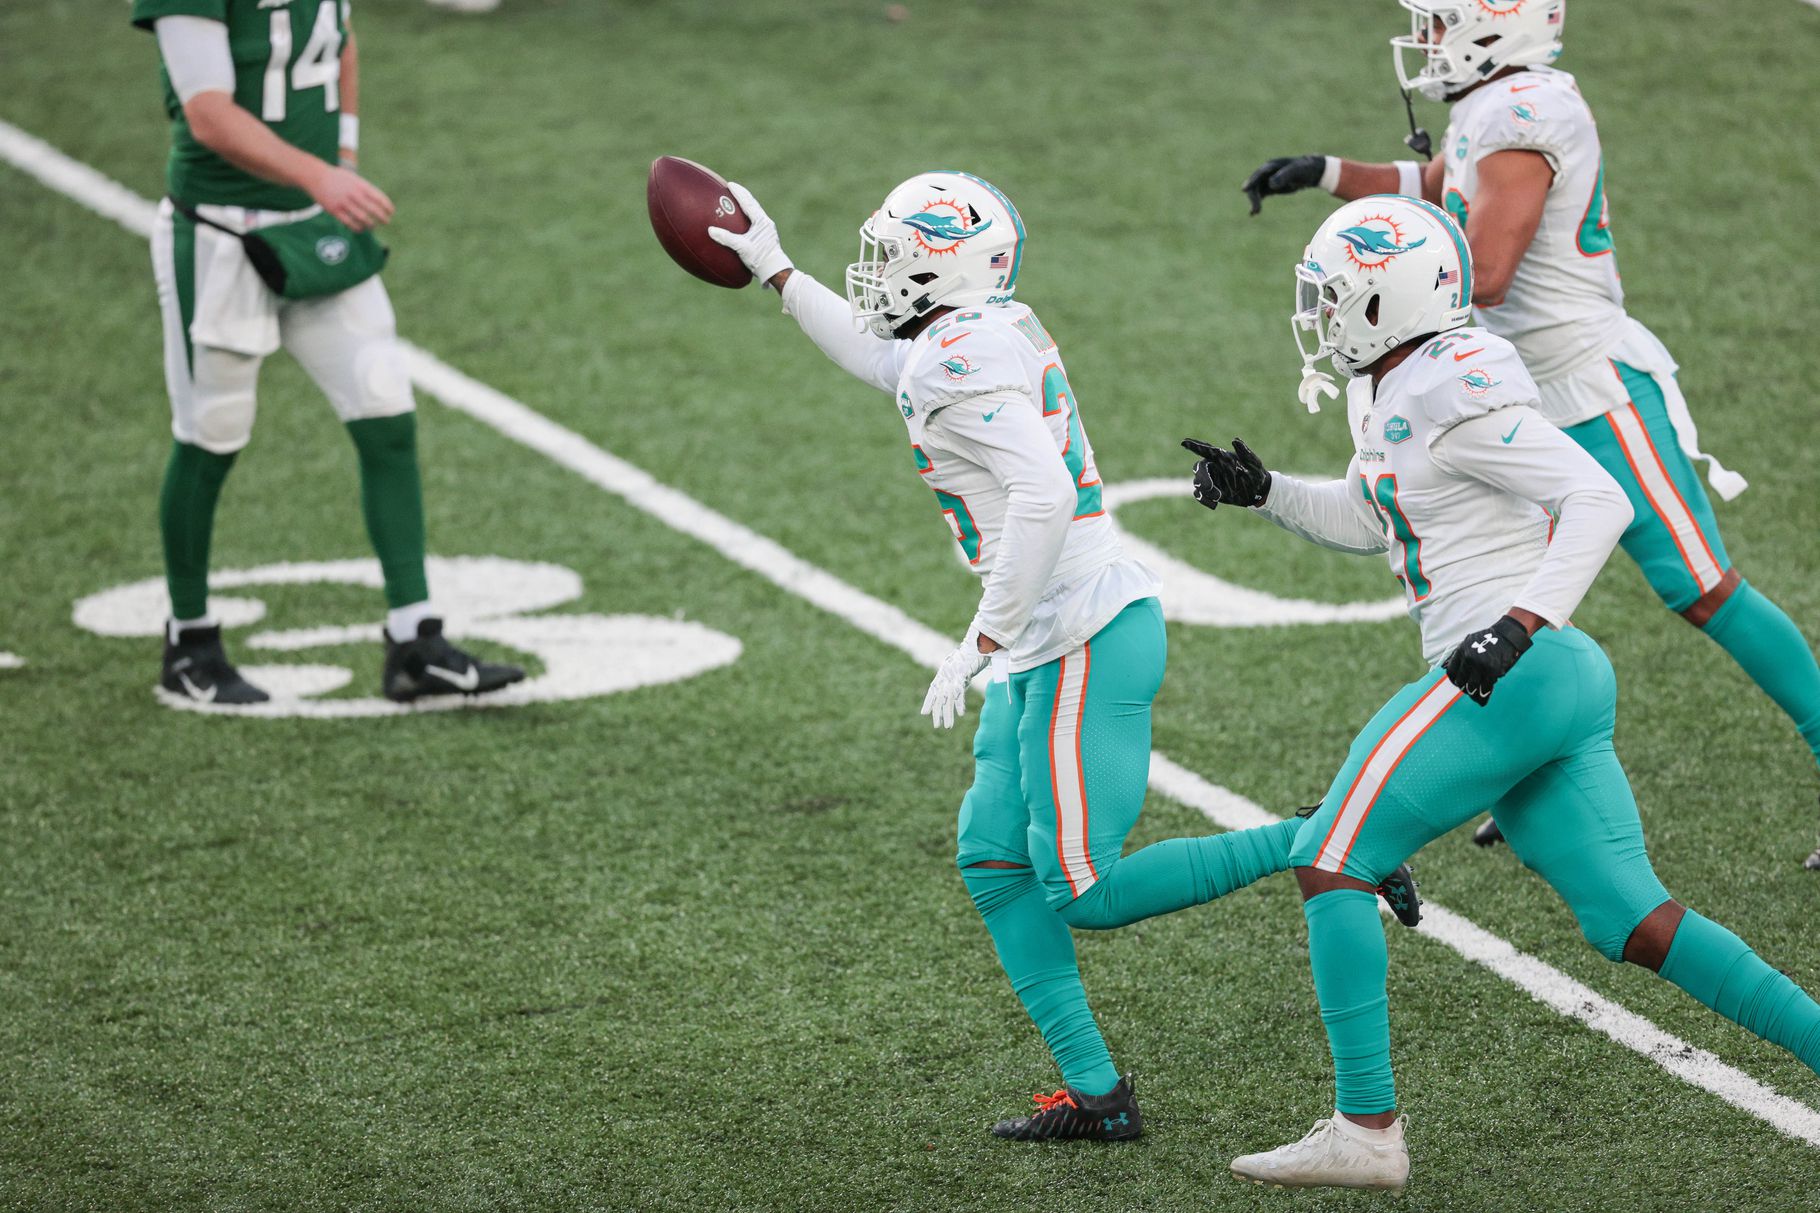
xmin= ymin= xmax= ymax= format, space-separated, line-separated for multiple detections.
xmin=1471 ymin=634 xmax=1499 ymax=655
xmin=1103 ymin=1113 xmax=1130 ymax=1130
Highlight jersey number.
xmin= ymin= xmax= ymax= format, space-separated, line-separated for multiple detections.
xmin=1360 ymin=474 xmax=1431 ymax=601
xmin=263 ymin=1 xmax=343 ymax=122
xmin=1577 ymin=157 xmax=1614 ymax=258
xmin=1040 ymin=364 xmax=1104 ymax=519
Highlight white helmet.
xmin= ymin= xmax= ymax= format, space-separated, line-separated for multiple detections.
xmin=1392 ymin=0 xmax=1566 ymax=102
xmin=1293 ymin=195 xmax=1473 ymax=379
xmin=845 ymin=171 xmax=1025 ymax=338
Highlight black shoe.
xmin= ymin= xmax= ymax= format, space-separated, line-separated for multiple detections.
xmin=1296 ymin=806 xmax=1422 ymax=928
xmin=991 ymin=1074 xmax=1142 ymax=1142
xmin=1377 ymin=863 xmax=1422 ymax=928
xmin=1473 ymin=817 xmax=1505 ymax=847
xmin=382 ymin=618 xmax=524 ymax=703
xmin=160 ymin=623 xmax=269 ymax=705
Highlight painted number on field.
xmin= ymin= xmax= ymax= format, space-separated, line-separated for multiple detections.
xmin=72 ymin=555 xmax=742 ymax=718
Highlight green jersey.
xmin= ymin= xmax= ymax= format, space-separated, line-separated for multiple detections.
xmin=131 ymin=0 xmax=348 ymax=210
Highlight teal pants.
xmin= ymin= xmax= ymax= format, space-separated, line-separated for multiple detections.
xmin=1293 ymin=627 xmax=1820 ymax=1115
xmin=1566 ymin=363 xmax=1820 ymax=766
xmin=957 ymin=597 xmax=1303 ymax=1094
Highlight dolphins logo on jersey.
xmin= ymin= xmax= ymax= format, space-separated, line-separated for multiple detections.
xmin=1336 ymin=215 xmax=1428 ymax=270
xmin=903 ymin=199 xmax=993 ymax=256
xmin=939 ymin=355 xmax=978 ymax=382
xmin=1510 ymin=102 xmax=1539 ymax=126
xmin=1459 ymin=369 xmax=1502 ymax=396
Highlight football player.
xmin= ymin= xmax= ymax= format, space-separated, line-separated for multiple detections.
xmin=705 ymin=173 xmax=1419 ymax=1140
xmin=1242 ymin=0 xmax=1820 ymax=866
xmin=1187 ymin=196 xmax=1820 ymax=1191
xmin=132 ymin=0 xmax=522 ymax=704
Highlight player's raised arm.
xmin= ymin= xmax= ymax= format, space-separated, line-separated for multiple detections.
xmin=1242 ymin=155 xmax=1443 ymax=215
xmin=155 ymin=15 xmax=391 ymax=230
xmin=708 ymin=183 xmax=909 ymax=395
xmin=1182 ymin=438 xmax=1388 ymax=555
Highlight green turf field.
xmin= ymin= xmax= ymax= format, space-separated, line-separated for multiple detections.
xmin=6 ymin=0 xmax=1820 ymax=1208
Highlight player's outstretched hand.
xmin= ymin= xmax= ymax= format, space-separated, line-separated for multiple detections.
xmin=707 ymin=182 xmax=794 ymax=288
xmin=922 ymin=632 xmax=990 ymax=730
xmin=1181 ymin=438 xmax=1271 ymax=511
xmin=1443 ymin=615 xmax=1535 ymax=706
xmin=1242 ymin=155 xmax=1328 ymax=216
xmin=308 ymin=165 xmax=394 ymax=232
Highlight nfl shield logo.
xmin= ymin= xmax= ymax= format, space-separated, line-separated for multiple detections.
xmin=1383 ymin=415 xmax=1412 ymax=445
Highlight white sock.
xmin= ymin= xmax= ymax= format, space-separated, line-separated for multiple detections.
xmin=385 ymin=600 xmax=437 ymax=643
xmin=169 ymin=615 xmax=216 ymax=643
xmin=1332 ymin=1113 xmax=1402 ymax=1144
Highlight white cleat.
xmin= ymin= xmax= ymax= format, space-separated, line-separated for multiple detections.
xmin=1230 ymin=1115 xmax=1410 ymax=1192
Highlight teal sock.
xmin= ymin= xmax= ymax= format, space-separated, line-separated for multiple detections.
xmin=159 ymin=440 xmax=237 ymax=621
xmin=1702 ymin=581 xmax=1820 ymax=765
xmin=1056 ymin=817 xmax=1302 ymax=929
xmin=346 ymin=414 xmax=429 ymax=610
xmin=1304 ymin=888 xmax=1396 ymax=1116
xmin=961 ymin=865 xmax=1119 ymax=1096
xmin=1659 ymin=910 xmax=1820 ymax=1073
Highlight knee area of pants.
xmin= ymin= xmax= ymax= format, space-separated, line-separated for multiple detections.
xmin=959 ymin=862 xmax=1035 ymax=915
xmin=1051 ymin=880 xmax=1119 ymax=931
xmin=1578 ymin=907 xmax=1649 ymax=962
xmin=345 ymin=342 xmax=414 ymax=421
xmin=187 ymin=356 xmax=259 ymax=452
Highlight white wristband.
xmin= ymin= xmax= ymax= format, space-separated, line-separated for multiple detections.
xmin=1319 ymin=155 xmax=1342 ymax=194
xmin=339 ymin=114 xmax=360 ymax=151
xmin=1395 ymin=159 xmax=1421 ymax=198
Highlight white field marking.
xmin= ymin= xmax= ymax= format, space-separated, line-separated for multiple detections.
xmin=0 ymin=652 xmax=25 ymax=670
xmin=10 ymin=117 xmax=1820 ymax=1147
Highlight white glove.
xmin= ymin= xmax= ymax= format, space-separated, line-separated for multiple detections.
xmin=1298 ymin=364 xmax=1340 ymax=413
xmin=706 ymin=182 xmax=793 ymax=287
xmin=921 ymin=630 xmax=992 ymax=730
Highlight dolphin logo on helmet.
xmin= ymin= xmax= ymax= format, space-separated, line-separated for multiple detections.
xmin=903 ymin=212 xmax=993 ymax=245
xmin=1337 ymin=226 xmax=1428 ymax=259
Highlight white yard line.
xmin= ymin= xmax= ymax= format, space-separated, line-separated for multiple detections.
xmin=8 ymin=116 xmax=1820 ymax=1148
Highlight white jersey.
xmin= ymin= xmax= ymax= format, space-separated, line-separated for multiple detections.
xmin=1258 ymin=329 xmax=1631 ymax=666
xmin=781 ymin=273 xmax=1157 ymax=672
xmin=1443 ymin=67 xmax=1625 ymax=413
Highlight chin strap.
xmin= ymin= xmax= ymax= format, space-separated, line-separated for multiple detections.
xmin=1400 ymin=85 xmax=1434 ymax=161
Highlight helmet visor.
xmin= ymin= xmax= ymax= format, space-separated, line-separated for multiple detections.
xmin=844 ymin=218 xmax=908 ymax=335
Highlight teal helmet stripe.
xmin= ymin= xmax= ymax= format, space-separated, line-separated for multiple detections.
xmin=944 ymin=170 xmax=1025 ymax=289
xmin=1402 ymin=194 xmax=1474 ymax=303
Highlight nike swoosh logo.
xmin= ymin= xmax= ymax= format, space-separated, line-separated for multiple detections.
xmin=939 ymin=333 xmax=970 ymax=348
xmin=1510 ymin=82 xmax=1542 ymax=93
xmin=178 ymin=672 xmax=217 ymax=703
xmin=1502 ymin=419 xmax=1524 ymax=444
xmin=425 ymin=663 xmax=480 ymax=691
xmin=981 ymin=409 xmax=999 ymax=423
xmin=1452 ymin=348 xmax=1486 ymax=362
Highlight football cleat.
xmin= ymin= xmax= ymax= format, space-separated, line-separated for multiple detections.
xmin=1377 ymin=863 xmax=1423 ymax=929
xmin=1231 ymin=1115 xmax=1409 ymax=1192
xmin=160 ymin=623 xmax=269 ymax=705
xmin=1297 ymin=807 xmax=1423 ymax=928
xmin=991 ymin=1074 xmax=1142 ymax=1142
xmin=1473 ymin=817 xmax=1505 ymax=847
xmin=382 ymin=619 xmax=524 ymax=703
xmin=1803 ymin=799 xmax=1820 ymax=871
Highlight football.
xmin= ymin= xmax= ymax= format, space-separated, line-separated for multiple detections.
xmin=647 ymin=155 xmax=752 ymax=289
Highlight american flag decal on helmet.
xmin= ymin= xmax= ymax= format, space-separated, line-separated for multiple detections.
xmin=1437 ymin=268 xmax=1460 ymax=287
xmin=989 ymin=252 xmax=1011 ymax=269
xmin=1548 ymin=9 xmax=1562 ymax=23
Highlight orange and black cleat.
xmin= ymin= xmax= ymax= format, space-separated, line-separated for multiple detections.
xmin=991 ymin=1074 xmax=1142 ymax=1142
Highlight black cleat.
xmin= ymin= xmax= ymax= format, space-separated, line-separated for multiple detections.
xmin=1296 ymin=806 xmax=1422 ymax=928
xmin=1473 ymin=817 xmax=1505 ymax=847
xmin=382 ymin=619 xmax=524 ymax=703
xmin=991 ymin=1074 xmax=1142 ymax=1142
xmin=1377 ymin=863 xmax=1422 ymax=928
xmin=160 ymin=623 xmax=269 ymax=705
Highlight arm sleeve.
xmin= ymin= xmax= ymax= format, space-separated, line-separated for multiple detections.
xmin=1430 ymin=407 xmax=1633 ymax=628
xmin=1255 ymin=462 xmax=1389 ymax=555
xmin=779 ymin=270 xmax=909 ymax=396
xmin=925 ymin=390 xmax=1076 ymax=648
xmin=154 ymin=16 xmax=234 ymax=102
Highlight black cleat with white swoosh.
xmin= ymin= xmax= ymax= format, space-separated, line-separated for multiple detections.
xmin=160 ymin=623 xmax=270 ymax=705
xmin=382 ymin=618 xmax=524 ymax=703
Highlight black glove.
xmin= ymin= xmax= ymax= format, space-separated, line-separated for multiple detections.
xmin=1181 ymin=438 xmax=1271 ymax=511
xmin=1241 ymin=155 xmax=1327 ymax=216
xmin=1443 ymin=615 xmax=1535 ymax=706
